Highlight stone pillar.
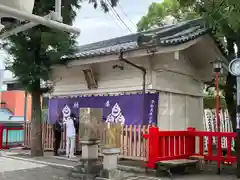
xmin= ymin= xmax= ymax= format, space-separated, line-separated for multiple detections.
xmin=99 ymin=148 xmax=122 ymax=180
xmin=97 ymin=123 xmax=123 ymax=180
xmin=81 ymin=140 xmax=99 ymax=159
xmin=102 ymin=148 xmax=120 ymax=170
xmin=71 ymin=108 xmax=103 ymax=180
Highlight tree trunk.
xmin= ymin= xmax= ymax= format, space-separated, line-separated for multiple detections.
xmin=30 ymin=90 xmax=43 ymax=156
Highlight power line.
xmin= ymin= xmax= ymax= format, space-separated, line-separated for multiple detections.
xmin=104 ymin=5 xmax=127 ymax=31
xmin=117 ymin=2 xmax=137 ymax=30
xmin=106 ymin=0 xmax=132 ymax=33
xmin=106 ymin=0 xmax=132 ymax=32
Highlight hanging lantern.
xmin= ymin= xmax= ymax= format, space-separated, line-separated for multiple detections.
xmin=0 ymin=0 xmax=35 ymax=25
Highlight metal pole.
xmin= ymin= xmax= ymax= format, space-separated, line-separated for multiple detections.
xmin=215 ymin=72 xmax=220 ymax=132
xmin=54 ymin=0 xmax=62 ymax=21
xmin=228 ymin=58 xmax=240 ymax=178
xmin=0 ymin=4 xmax=80 ymax=34
xmin=236 ymin=76 xmax=240 ymax=130
xmin=215 ymin=71 xmax=222 ymax=174
xmin=236 ymin=76 xmax=240 ymax=178
xmin=0 ymin=14 xmax=51 ymax=39
xmin=55 ymin=0 xmax=61 ymax=17
xmin=23 ymin=91 xmax=28 ymax=122
xmin=119 ymin=51 xmax=146 ymax=125
xmin=142 ymin=70 xmax=146 ymax=125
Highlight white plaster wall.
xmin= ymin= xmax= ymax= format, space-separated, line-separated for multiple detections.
xmin=154 ymin=52 xmax=204 ymax=130
xmin=151 ymin=52 xmax=204 ymax=96
xmin=51 ymin=57 xmax=152 ymax=96
xmin=157 ymin=91 xmax=204 ymax=130
xmin=52 ymin=52 xmax=204 ymax=97
xmin=51 ymin=51 xmax=205 ymax=130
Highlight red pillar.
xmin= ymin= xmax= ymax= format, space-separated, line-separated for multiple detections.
xmin=145 ymin=126 xmax=159 ymax=168
xmin=215 ymin=71 xmax=220 ymax=132
xmin=0 ymin=124 xmax=4 ymax=149
xmin=187 ymin=127 xmax=196 ymax=156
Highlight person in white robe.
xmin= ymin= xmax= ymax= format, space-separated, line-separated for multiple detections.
xmin=63 ymin=113 xmax=77 ymax=158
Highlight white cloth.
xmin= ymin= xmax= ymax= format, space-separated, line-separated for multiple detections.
xmin=65 ymin=117 xmax=76 ymax=137
xmin=66 ymin=135 xmax=75 ymax=157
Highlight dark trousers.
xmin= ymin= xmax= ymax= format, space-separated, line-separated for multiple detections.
xmin=54 ymin=131 xmax=61 ymax=154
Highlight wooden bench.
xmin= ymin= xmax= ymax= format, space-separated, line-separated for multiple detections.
xmin=156 ymin=159 xmax=198 ymax=179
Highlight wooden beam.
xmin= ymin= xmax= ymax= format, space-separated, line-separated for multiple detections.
xmin=83 ymin=68 xmax=98 ymax=89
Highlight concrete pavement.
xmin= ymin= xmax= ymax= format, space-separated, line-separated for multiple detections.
xmin=0 ymin=150 xmax=239 ymax=180
xmin=0 ymin=155 xmax=161 ymax=180
xmin=0 ymin=156 xmax=46 ymax=172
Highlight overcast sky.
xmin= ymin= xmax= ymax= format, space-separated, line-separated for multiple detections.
xmin=2 ymin=0 xmax=162 ymax=82
xmin=76 ymin=0 xmax=161 ymax=45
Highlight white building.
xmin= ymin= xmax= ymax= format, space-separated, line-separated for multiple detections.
xmin=50 ymin=19 xmax=227 ymax=130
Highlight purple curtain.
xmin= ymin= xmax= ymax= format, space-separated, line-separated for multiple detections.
xmin=48 ymin=93 xmax=159 ymax=125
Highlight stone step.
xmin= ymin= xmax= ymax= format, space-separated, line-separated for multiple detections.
xmin=156 ymin=159 xmax=199 ymax=179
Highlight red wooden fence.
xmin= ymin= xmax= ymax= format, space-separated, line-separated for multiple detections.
xmin=0 ymin=124 xmax=24 ymax=149
xmin=144 ymin=127 xmax=236 ymax=171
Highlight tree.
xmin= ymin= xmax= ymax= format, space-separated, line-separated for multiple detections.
xmin=5 ymin=0 xmax=119 ymax=156
xmin=138 ymin=0 xmax=240 ymax=176
xmin=137 ymin=0 xmax=238 ymax=131
xmin=177 ymin=0 xmax=240 ymax=133
xmin=137 ymin=0 xmax=199 ymax=31
xmin=175 ymin=1 xmax=240 ymax=176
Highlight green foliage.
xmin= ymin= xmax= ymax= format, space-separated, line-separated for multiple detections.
xmin=137 ymin=0 xmax=199 ymax=31
xmin=5 ymin=0 xmax=119 ymax=93
xmin=5 ymin=0 xmax=79 ymax=93
xmin=137 ymin=0 xmax=240 ymax=133
xmin=3 ymin=0 xmax=119 ymax=156
xmin=177 ymin=0 xmax=240 ymax=39
xmin=204 ymin=96 xmax=227 ymax=109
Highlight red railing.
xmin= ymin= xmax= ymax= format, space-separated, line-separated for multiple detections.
xmin=144 ymin=127 xmax=236 ymax=170
xmin=193 ymin=130 xmax=236 ymax=169
xmin=0 ymin=124 xmax=24 ymax=149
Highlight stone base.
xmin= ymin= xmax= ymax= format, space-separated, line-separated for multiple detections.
xmin=70 ymin=158 xmax=103 ymax=180
xmin=96 ymin=169 xmax=124 ymax=180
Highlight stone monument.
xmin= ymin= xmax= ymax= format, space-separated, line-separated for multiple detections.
xmin=71 ymin=108 xmax=103 ymax=180
xmin=96 ymin=123 xmax=123 ymax=180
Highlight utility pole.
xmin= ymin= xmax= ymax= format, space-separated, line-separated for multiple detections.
xmin=228 ymin=58 xmax=240 ymax=178
xmin=0 ymin=0 xmax=80 ymax=39
xmin=23 ymin=91 xmax=28 ymax=122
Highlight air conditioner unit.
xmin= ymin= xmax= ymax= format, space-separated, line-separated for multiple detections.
xmin=0 ymin=0 xmax=35 ymax=25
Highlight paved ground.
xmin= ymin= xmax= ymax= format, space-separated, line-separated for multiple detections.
xmin=0 ymin=149 xmax=239 ymax=180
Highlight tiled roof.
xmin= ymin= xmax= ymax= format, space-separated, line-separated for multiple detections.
xmin=8 ymin=116 xmax=24 ymax=121
xmin=0 ymin=108 xmax=24 ymax=122
xmin=62 ymin=18 xmax=226 ymax=61
xmin=0 ymin=108 xmax=13 ymax=121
